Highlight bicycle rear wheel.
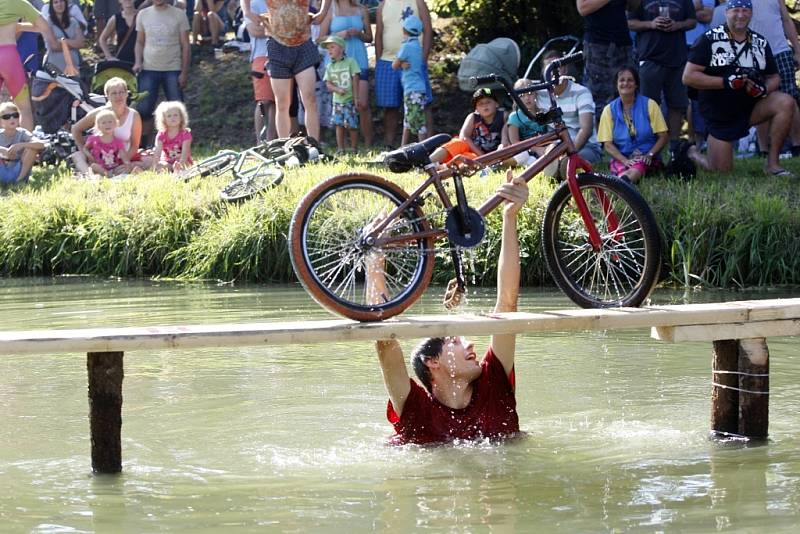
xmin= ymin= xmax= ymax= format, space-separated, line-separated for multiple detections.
xmin=220 ymin=166 xmax=283 ymax=202
xmin=289 ymin=173 xmax=435 ymax=321
xmin=541 ymin=172 xmax=661 ymax=308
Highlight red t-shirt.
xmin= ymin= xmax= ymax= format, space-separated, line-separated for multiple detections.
xmin=386 ymin=347 xmax=520 ymax=445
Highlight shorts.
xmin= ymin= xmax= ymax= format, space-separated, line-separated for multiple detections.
xmin=609 ymin=158 xmax=661 ymax=178
xmin=266 ymin=39 xmax=320 ymax=79
xmin=0 ymin=160 xmax=23 ymax=184
xmin=94 ymin=0 xmax=121 ymax=19
xmin=774 ymin=50 xmax=800 ymax=101
xmin=375 ymin=59 xmax=433 ymax=108
xmin=332 ymin=101 xmax=359 ymax=129
xmin=251 ymin=57 xmax=275 ymax=102
xmin=439 ymin=138 xmax=477 ymax=163
xmin=0 ymin=45 xmax=28 ymax=99
xmin=403 ymin=91 xmax=427 ymax=136
xmin=583 ymin=40 xmax=633 ymax=117
xmin=707 ymin=114 xmax=752 ymax=142
xmin=638 ymin=60 xmax=688 ymax=110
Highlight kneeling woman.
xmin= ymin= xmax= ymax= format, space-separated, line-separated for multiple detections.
xmin=597 ymin=67 xmax=668 ymax=184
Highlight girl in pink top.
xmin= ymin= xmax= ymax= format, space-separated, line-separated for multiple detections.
xmin=83 ymin=109 xmax=130 ymax=177
xmin=152 ymin=101 xmax=193 ymax=172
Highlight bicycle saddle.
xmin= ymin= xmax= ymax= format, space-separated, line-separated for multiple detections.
xmin=384 ymin=133 xmax=451 ymax=173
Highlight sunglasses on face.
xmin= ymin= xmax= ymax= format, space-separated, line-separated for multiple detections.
xmin=1 ymin=112 xmax=20 ymax=120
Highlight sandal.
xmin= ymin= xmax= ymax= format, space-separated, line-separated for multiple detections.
xmin=765 ymin=168 xmax=796 ymax=178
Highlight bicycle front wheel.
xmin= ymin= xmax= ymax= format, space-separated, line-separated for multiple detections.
xmin=289 ymin=173 xmax=435 ymax=321
xmin=542 ymin=172 xmax=661 ymax=308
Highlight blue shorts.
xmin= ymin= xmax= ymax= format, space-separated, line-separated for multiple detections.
xmin=267 ymin=39 xmax=320 ymax=80
xmin=374 ymin=59 xmax=432 ymax=108
xmin=0 ymin=159 xmax=23 ymax=184
xmin=332 ymin=101 xmax=359 ymax=129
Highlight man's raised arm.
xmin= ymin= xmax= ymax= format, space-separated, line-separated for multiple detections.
xmin=491 ymin=172 xmax=529 ymax=377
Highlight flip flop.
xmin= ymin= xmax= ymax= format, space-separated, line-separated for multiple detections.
xmin=765 ymin=168 xmax=796 ymax=178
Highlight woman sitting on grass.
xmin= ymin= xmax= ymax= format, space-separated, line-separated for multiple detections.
xmin=71 ymin=77 xmax=148 ymax=173
xmin=597 ymin=66 xmax=668 ymax=184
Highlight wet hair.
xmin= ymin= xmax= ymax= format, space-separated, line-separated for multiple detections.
xmin=411 ymin=337 xmax=444 ymax=393
xmin=103 ymin=77 xmax=129 ymax=97
xmin=614 ymin=66 xmax=640 ymax=93
xmin=154 ymin=101 xmax=190 ymax=132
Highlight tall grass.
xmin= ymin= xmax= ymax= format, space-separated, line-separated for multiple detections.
xmin=1 ymin=156 xmax=799 ymax=289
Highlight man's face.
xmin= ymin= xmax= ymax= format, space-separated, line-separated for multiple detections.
xmin=726 ymin=7 xmax=752 ymax=32
xmin=434 ymin=336 xmax=481 ymax=382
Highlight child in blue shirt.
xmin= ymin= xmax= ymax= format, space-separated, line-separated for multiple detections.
xmin=506 ymin=78 xmax=549 ymax=167
xmin=392 ymin=15 xmax=427 ymax=143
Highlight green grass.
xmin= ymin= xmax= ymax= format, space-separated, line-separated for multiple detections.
xmin=1 ymin=154 xmax=799 ymax=291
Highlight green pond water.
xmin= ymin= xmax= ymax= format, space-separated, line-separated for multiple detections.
xmin=1 ymin=278 xmax=799 ymax=533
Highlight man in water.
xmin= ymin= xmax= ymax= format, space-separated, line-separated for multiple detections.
xmin=0 ymin=0 xmax=59 ymax=130
xmin=367 ymin=172 xmax=528 ymax=445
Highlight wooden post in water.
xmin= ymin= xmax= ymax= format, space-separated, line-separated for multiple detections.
xmin=711 ymin=340 xmax=739 ymax=436
xmin=87 ymin=351 xmax=123 ymax=473
xmin=737 ymin=338 xmax=769 ymax=439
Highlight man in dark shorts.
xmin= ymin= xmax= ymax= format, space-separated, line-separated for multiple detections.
xmin=366 ymin=173 xmax=529 ymax=446
xmin=683 ymin=0 xmax=795 ymax=175
xmin=628 ymin=0 xmax=696 ymax=156
xmin=577 ymin=0 xmax=640 ymax=121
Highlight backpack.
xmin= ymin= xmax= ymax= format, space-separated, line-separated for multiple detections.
xmin=457 ymin=37 xmax=521 ymax=92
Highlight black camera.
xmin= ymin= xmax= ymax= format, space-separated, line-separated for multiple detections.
xmin=735 ymin=67 xmax=764 ymax=86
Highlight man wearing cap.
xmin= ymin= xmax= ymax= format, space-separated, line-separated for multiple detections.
xmin=683 ymin=0 xmax=795 ymax=175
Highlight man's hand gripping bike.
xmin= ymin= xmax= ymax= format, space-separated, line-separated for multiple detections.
xmin=288 ymin=52 xmax=662 ymax=321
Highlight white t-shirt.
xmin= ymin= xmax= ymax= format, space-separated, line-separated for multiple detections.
xmin=136 ymin=5 xmax=190 ymax=72
xmin=536 ymin=79 xmax=598 ymax=146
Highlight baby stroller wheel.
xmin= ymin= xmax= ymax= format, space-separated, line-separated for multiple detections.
xmin=220 ymin=165 xmax=283 ymax=202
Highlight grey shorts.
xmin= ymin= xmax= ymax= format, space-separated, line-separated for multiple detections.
xmin=266 ymin=39 xmax=320 ymax=80
xmin=94 ymin=0 xmax=121 ymax=19
xmin=638 ymin=60 xmax=688 ymax=110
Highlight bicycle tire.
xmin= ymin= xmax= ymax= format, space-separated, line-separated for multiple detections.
xmin=289 ymin=173 xmax=435 ymax=321
xmin=541 ymin=172 xmax=661 ymax=308
xmin=220 ymin=166 xmax=284 ymax=202
xmin=180 ymin=150 xmax=238 ymax=182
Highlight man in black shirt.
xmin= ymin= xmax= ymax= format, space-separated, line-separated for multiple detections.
xmin=577 ymin=1 xmax=641 ymax=119
xmin=682 ymin=0 xmax=794 ymax=175
xmin=628 ymin=0 xmax=696 ymax=155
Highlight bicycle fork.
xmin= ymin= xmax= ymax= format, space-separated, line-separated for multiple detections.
xmin=565 ymin=155 xmax=623 ymax=251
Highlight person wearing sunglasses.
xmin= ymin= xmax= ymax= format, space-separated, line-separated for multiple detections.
xmin=0 ymin=102 xmax=44 ymax=185
xmin=1 ymin=0 xmax=60 ymax=130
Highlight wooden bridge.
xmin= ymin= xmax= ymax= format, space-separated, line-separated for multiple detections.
xmin=2 ymin=297 xmax=798 ymax=474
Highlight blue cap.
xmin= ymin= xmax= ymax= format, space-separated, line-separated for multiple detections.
xmin=402 ymin=15 xmax=423 ymax=37
xmin=727 ymin=0 xmax=752 ymax=9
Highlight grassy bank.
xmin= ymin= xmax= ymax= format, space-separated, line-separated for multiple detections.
xmin=2 ymin=156 xmax=799 ymax=290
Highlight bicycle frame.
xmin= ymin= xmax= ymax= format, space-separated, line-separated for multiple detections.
xmin=366 ymin=96 xmax=614 ymax=253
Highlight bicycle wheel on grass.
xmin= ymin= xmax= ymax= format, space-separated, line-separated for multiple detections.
xmin=220 ymin=166 xmax=283 ymax=202
xmin=289 ymin=173 xmax=435 ymax=321
xmin=541 ymin=172 xmax=661 ymax=308
xmin=179 ymin=150 xmax=238 ymax=182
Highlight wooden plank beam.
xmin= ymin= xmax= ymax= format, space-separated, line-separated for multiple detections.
xmin=652 ymin=319 xmax=800 ymax=343
xmin=0 ymin=298 xmax=798 ymax=355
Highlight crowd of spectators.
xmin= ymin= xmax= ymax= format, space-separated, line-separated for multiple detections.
xmin=3 ymin=0 xmax=800 ymax=185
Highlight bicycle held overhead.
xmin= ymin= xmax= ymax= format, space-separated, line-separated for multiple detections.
xmin=289 ymin=52 xmax=663 ymax=322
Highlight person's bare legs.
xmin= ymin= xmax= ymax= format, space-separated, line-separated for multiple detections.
xmin=18 ymin=148 xmax=39 ymax=180
xmin=270 ymin=77 xmax=294 ymax=138
xmin=294 ymin=66 xmax=319 ymax=141
xmin=254 ymin=100 xmax=276 ymax=142
xmin=14 ymin=94 xmax=34 ymax=132
xmin=382 ymin=107 xmax=400 ymax=147
xmin=750 ymin=91 xmax=794 ymax=173
xmin=209 ymin=12 xmax=223 ymax=46
xmin=356 ymin=79 xmax=372 ymax=147
xmin=688 ymin=134 xmax=734 ymax=172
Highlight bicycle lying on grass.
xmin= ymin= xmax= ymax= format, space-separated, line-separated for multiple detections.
xmin=179 ymin=136 xmax=321 ymax=201
xmin=289 ymin=52 xmax=662 ymax=321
